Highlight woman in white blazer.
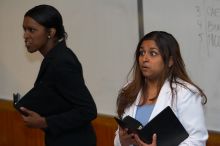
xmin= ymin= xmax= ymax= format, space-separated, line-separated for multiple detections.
xmin=114 ymin=31 xmax=208 ymax=146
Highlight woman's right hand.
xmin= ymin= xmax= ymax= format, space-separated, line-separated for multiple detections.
xmin=134 ymin=133 xmax=157 ymax=146
xmin=119 ymin=127 xmax=137 ymax=146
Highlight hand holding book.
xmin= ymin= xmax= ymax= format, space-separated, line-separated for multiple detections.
xmin=13 ymin=93 xmax=29 ymax=116
xmin=114 ymin=106 xmax=189 ymax=146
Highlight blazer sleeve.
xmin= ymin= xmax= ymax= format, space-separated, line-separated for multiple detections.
xmin=176 ymin=88 xmax=208 ymax=146
xmin=114 ymin=128 xmax=122 ymax=146
xmin=44 ymin=56 xmax=97 ymax=136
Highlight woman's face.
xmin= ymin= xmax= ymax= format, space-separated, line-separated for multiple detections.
xmin=23 ymin=16 xmax=48 ymax=53
xmin=138 ymin=40 xmax=165 ymax=80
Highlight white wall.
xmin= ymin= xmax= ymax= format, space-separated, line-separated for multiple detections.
xmin=0 ymin=0 xmax=139 ymax=115
xmin=143 ymin=0 xmax=220 ymax=131
xmin=0 ymin=0 xmax=219 ymax=132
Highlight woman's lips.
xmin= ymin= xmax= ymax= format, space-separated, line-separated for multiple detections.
xmin=25 ymin=41 xmax=31 ymax=47
xmin=141 ymin=65 xmax=150 ymax=72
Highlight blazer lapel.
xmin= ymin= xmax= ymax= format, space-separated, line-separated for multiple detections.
xmin=34 ymin=58 xmax=48 ymax=86
xmin=149 ymin=80 xmax=172 ymax=121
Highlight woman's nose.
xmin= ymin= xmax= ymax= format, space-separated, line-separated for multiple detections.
xmin=23 ymin=31 xmax=29 ymax=39
xmin=142 ymin=54 xmax=149 ymax=62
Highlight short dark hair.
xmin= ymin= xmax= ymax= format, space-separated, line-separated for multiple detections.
xmin=24 ymin=4 xmax=67 ymax=40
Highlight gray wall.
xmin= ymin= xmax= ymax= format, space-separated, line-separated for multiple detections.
xmin=143 ymin=0 xmax=220 ymax=131
xmin=0 ymin=0 xmax=139 ymax=115
xmin=0 ymin=0 xmax=219 ymax=131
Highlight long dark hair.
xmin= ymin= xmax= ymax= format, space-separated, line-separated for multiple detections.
xmin=117 ymin=31 xmax=207 ymax=117
xmin=24 ymin=4 xmax=67 ymax=41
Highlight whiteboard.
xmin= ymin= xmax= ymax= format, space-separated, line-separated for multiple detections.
xmin=0 ymin=0 xmax=220 ymax=132
xmin=0 ymin=0 xmax=138 ymax=117
xmin=143 ymin=0 xmax=220 ymax=131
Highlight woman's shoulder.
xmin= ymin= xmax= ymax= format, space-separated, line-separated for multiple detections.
xmin=172 ymin=78 xmax=201 ymax=101
xmin=46 ymin=46 xmax=82 ymax=72
xmin=173 ymin=78 xmax=199 ymax=92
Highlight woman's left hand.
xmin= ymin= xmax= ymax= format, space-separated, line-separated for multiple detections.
xmin=134 ymin=133 xmax=157 ymax=146
xmin=20 ymin=107 xmax=47 ymax=129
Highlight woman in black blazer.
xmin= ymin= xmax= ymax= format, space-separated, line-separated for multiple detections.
xmin=17 ymin=4 xmax=97 ymax=146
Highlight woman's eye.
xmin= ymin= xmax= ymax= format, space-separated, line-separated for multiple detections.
xmin=150 ymin=51 xmax=158 ymax=56
xmin=139 ymin=50 xmax=145 ymax=56
xmin=30 ymin=28 xmax=35 ymax=32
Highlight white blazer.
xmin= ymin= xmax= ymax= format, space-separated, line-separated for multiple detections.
xmin=114 ymin=79 xmax=208 ymax=146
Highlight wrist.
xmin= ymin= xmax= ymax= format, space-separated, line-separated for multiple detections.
xmin=40 ymin=117 xmax=48 ymax=128
xmin=120 ymin=141 xmax=130 ymax=146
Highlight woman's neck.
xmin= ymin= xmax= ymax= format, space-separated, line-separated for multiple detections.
xmin=39 ymin=39 xmax=57 ymax=57
xmin=142 ymin=79 xmax=159 ymax=104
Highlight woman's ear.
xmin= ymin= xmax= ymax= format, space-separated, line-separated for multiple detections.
xmin=168 ymin=56 xmax=173 ymax=67
xmin=48 ymin=28 xmax=56 ymax=38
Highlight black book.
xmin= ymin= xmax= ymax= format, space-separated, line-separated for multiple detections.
xmin=13 ymin=93 xmax=29 ymax=116
xmin=12 ymin=85 xmax=72 ymax=117
xmin=114 ymin=106 xmax=189 ymax=146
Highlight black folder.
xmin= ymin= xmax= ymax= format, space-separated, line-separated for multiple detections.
xmin=13 ymin=93 xmax=29 ymax=116
xmin=114 ymin=106 xmax=189 ymax=146
xmin=12 ymin=84 xmax=72 ymax=116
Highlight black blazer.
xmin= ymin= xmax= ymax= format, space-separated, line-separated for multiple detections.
xmin=17 ymin=41 xmax=97 ymax=146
